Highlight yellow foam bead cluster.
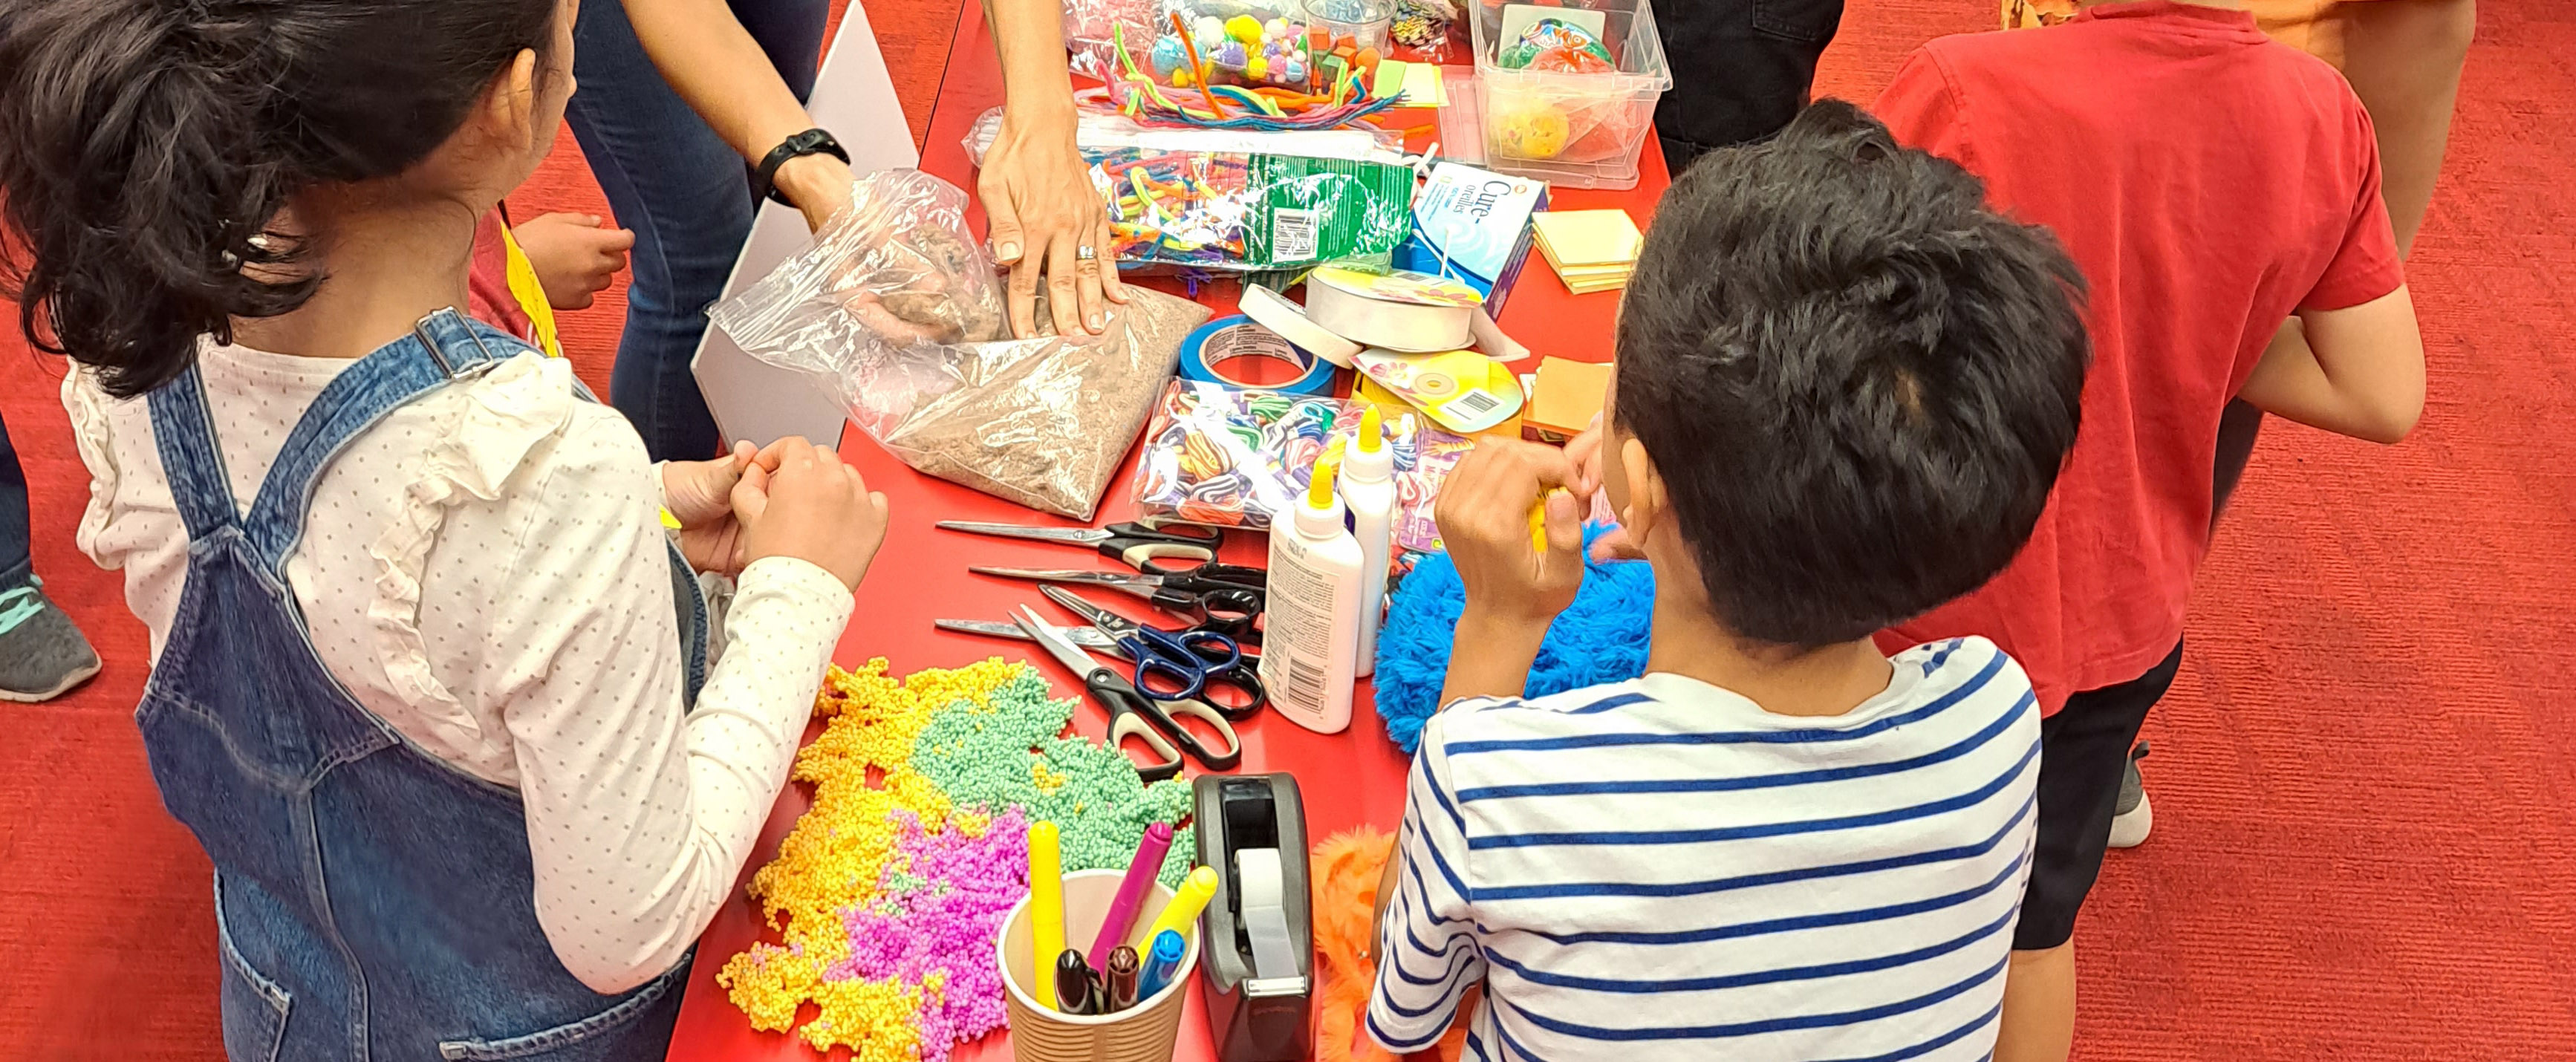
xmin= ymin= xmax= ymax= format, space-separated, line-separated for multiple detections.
xmin=718 ymin=658 xmax=1024 ymax=1061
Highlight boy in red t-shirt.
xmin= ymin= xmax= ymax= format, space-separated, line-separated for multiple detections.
xmin=1868 ymin=2 xmax=2427 ymax=1060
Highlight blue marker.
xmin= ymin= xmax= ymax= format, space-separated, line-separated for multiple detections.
xmin=1134 ymin=928 xmax=1186 ymax=1000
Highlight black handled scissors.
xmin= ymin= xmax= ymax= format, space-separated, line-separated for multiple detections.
xmin=1009 ymin=605 xmax=1241 ymax=782
xmin=970 ymin=563 xmax=1266 ymax=643
xmin=936 ymin=520 xmax=1225 ymax=572
xmin=1037 ymin=584 xmax=1266 ymax=720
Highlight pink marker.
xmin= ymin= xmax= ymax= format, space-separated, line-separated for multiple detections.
xmin=1089 ymin=822 xmax=1176 ymax=968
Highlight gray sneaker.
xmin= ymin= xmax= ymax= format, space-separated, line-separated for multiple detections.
xmin=0 ymin=579 xmax=103 ymax=703
xmin=2107 ymin=741 xmax=2151 ymax=849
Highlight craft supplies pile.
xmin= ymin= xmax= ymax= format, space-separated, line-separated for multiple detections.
xmin=703 ymin=6 xmax=1674 ymax=1055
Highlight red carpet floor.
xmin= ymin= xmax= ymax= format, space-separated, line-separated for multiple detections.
xmin=1 ymin=1 xmax=2569 ymax=1058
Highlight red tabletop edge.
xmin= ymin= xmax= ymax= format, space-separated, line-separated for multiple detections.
xmin=662 ymin=3 xmax=1670 ymax=1058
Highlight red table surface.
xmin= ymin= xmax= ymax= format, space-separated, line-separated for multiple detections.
xmin=663 ymin=4 xmax=1670 ymax=1058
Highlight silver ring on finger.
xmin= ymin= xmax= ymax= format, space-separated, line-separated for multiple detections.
xmin=1076 ymin=244 xmax=1097 ymax=261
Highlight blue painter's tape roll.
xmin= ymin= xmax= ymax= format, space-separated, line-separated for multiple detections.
xmin=1178 ymin=316 xmax=1337 ymax=395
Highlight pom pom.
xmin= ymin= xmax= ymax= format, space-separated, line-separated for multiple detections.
xmin=1370 ymin=524 xmax=1654 ymax=752
xmin=1194 ymin=15 xmax=1227 ymax=43
xmin=1150 ymin=35 xmax=1188 ymax=77
xmin=1225 ymin=14 xmax=1263 ymax=42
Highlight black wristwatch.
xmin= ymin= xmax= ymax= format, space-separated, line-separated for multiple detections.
xmin=750 ymin=128 xmax=850 ymax=209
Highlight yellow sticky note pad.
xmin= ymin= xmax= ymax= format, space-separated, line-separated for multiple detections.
xmin=1532 ymin=209 xmax=1645 ymax=268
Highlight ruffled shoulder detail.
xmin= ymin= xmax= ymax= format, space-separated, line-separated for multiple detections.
xmin=366 ymin=352 xmax=580 ymax=739
xmin=59 ymin=368 xmax=127 ymax=570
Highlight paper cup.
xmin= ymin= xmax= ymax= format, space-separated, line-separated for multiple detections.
xmin=998 ymin=868 xmax=1203 ymax=1062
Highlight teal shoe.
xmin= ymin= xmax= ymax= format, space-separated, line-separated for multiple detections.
xmin=0 ymin=579 xmax=102 ymax=702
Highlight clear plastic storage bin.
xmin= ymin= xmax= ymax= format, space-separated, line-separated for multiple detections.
xmin=1468 ymin=0 xmax=1671 ymax=190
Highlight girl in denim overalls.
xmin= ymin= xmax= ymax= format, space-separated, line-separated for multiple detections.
xmin=0 ymin=0 xmax=892 ymax=1057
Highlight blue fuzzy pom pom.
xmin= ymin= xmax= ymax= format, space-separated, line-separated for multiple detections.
xmin=1370 ymin=525 xmax=1656 ymax=753
xmin=1150 ymin=35 xmax=1188 ymax=78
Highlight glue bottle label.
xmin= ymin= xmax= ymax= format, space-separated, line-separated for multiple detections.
xmin=1259 ymin=527 xmax=1359 ymax=732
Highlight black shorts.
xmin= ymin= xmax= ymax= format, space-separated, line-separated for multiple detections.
xmin=2012 ymin=640 xmax=2184 ymax=951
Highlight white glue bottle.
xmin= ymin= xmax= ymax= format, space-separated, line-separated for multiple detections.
xmin=1338 ymin=407 xmax=1396 ymax=679
xmin=1261 ymin=455 xmax=1365 ymax=734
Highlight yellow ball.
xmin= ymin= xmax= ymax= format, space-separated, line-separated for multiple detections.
xmin=1246 ymin=56 xmax=1269 ymax=80
xmin=1225 ymin=14 xmax=1262 ymax=42
xmin=1494 ymin=105 xmax=1571 ymax=160
xmin=1172 ymin=68 xmax=1194 ymax=87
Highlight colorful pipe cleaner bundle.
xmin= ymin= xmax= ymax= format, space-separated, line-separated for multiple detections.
xmin=1105 ymin=24 xmax=1402 ymax=133
xmin=718 ymin=659 xmax=1197 ymax=1061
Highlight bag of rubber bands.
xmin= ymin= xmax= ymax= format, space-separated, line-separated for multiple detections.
xmin=709 ymin=169 xmax=1211 ymax=519
xmin=964 ymin=107 xmax=1416 ymax=273
xmin=1132 ymin=381 xmax=1468 ymax=547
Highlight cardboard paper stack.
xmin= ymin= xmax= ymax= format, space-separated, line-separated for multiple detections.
xmin=1532 ymin=209 xmax=1643 ymax=295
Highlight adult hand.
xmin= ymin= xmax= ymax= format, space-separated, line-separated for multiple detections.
xmin=663 ymin=442 xmax=757 ymax=575
xmin=978 ymin=105 xmax=1126 ymax=338
xmin=1434 ymin=440 xmax=1587 ymax=626
xmin=514 ymin=212 xmax=636 ymax=311
xmin=734 ymin=437 xmax=891 ymax=592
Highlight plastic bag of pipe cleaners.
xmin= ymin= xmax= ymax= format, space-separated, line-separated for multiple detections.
xmin=964 ymin=107 xmax=1415 ymax=272
xmin=1132 ymin=381 xmax=1468 ymax=547
xmin=1066 ymin=0 xmax=1316 ymax=91
xmin=712 ymin=170 xmax=1211 ymax=519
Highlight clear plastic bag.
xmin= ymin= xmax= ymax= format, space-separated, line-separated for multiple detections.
xmin=710 ymin=170 xmax=1212 ymax=519
xmin=1066 ymin=0 xmax=1316 ymax=91
xmin=1132 ymin=381 xmax=1469 ymax=549
xmin=963 ymin=107 xmax=1416 ymax=273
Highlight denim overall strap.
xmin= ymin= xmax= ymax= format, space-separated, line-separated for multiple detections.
xmin=145 ymin=364 xmax=249 ymax=544
xmin=236 ymin=310 xmax=508 ymax=577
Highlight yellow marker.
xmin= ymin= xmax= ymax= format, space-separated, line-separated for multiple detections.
xmin=1029 ymin=821 xmax=1064 ymax=1009
xmin=1528 ymin=488 xmax=1570 ymax=554
xmin=1135 ymin=865 xmax=1220 ymax=948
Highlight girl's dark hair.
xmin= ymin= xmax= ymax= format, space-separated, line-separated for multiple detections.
xmin=0 ymin=0 xmax=557 ymax=397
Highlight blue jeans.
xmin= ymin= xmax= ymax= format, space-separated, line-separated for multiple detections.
xmin=565 ymin=0 xmax=828 ymax=462
xmin=0 ymin=406 xmax=30 ymax=591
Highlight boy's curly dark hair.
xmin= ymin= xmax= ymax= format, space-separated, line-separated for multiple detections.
xmin=1615 ymin=100 xmax=2091 ymax=648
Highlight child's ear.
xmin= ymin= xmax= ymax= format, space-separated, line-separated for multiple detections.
xmin=1617 ymin=435 xmax=1666 ymax=544
xmin=481 ymin=48 xmax=541 ymax=152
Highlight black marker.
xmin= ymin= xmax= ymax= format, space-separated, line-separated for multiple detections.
xmin=1055 ymin=949 xmax=1099 ymax=1014
xmin=1105 ymin=945 xmax=1141 ymax=1012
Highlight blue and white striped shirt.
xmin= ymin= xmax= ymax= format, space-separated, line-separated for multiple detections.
xmin=1367 ymin=637 xmax=2040 ymax=1061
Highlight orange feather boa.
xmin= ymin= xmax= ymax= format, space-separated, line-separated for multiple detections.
xmin=1310 ymin=828 xmax=1474 ymax=1062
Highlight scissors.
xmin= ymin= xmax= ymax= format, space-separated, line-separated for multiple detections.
xmin=1036 ymin=584 xmax=1266 ymax=719
xmin=969 ymin=564 xmax=1266 ymax=642
xmin=936 ymin=520 xmax=1225 ymax=573
xmin=935 ymin=595 xmax=1265 ymax=720
xmin=1008 ymin=605 xmax=1242 ymax=782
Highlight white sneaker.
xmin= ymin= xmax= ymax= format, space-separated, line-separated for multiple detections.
xmin=2107 ymin=742 xmax=2151 ymax=849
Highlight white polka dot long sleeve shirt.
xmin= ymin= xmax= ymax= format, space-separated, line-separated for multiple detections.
xmin=64 ymin=343 xmax=854 ymax=994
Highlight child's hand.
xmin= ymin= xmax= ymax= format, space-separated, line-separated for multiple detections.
xmin=733 ymin=437 xmax=891 ymax=593
xmin=1435 ymin=440 xmax=1587 ymax=625
xmin=1558 ymin=422 xmax=1647 ymax=564
xmin=663 ymin=442 xmax=757 ymax=576
xmin=514 ymin=212 xmax=635 ymax=311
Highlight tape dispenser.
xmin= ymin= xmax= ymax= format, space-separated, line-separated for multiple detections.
xmin=1192 ymin=772 xmax=1314 ymax=1062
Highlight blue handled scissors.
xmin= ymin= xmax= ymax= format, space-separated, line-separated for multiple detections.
xmin=1036 ymin=584 xmax=1267 ymax=720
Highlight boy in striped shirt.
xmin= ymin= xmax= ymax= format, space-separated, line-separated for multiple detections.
xmin=1369 ymin=101 xmax=2092 ymax=1061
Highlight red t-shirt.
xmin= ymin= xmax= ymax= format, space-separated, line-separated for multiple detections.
xmin=1870 ymin=1 xmax=2404 ymax=713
